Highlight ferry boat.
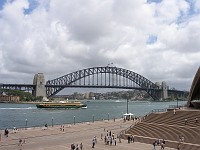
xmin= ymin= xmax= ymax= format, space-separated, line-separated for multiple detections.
xmin=36 ymin=101 xmax=87 ymax=109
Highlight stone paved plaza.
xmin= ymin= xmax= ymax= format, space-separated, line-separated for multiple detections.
xmin=0 ymin=119 xmax=176 ymax=150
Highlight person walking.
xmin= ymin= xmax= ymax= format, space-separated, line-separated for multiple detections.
xmin=80 ymin=142 xmax=83 ymax=150
xmin=128 ymin=136 xmax=130 ymax=143
xmin=161 ymin=142 xmax=164 ymax=150
xmin=71 ymin=143 xmax=75 ymax=150
xmin=94 ymin=136 xmax=97 ymax=144
xmin=153 ymin=141 xmax=156 ymax=150
xmin=177 ymin=143 xmax=181 ymax=150
xmin=18 ymin=139 xmax=23 ymax=150
xmin=75 ymin=144 xmax=79 ymax=150
xmin=112 ymin=133 xmax=115 ymax=140
xmin=92 ymin=138 xmax=95 ymax=148
xmin=184 ymin=118 xmax=188 ymax=125
xmin=18 ymin=139 xmax=22 ymax=146
xmin=118 ymin=134 xmax=121 ymax=143
xmin=131 ymin=135 xmax=134 ymax=142
xmin=114 ymin=138 xmax=117 ymax=146
xmin=4 ymin=128 xmax=9 ymax=137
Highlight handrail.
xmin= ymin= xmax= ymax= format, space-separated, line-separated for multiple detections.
xmin=169 ymin=105 xmax=185 ymax=109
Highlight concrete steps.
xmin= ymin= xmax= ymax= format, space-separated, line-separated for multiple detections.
xmin=122 ymin=109 xmax=200 ymax=149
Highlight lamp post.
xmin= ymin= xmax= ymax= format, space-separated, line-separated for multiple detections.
xmin=127 ymin=99 xmax=129 ymax=114
xmin=93 ymin=114 xmax=94 ymax=123
xmin=74 ymin=116 xmax=75 ymax=125
xmin=25 ymin=119 xmax=27 ymax=129
xmin=108 ymin=113 xmax=109 ymax=121
xmin=177 ymin=97 xmax=178 ymax=108
xmin=52 ymin=117 xmax=54 ymax=127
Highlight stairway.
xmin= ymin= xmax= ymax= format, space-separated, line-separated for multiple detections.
xmin=122 ymin=109 xmax=200 ymax=149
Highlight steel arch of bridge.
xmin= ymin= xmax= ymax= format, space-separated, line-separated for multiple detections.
xmin=46 ymin=66 xmax=160 ymax=99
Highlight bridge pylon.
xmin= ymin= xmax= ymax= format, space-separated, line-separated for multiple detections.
xmin=32 ymin=73 xmax=46 ymax=98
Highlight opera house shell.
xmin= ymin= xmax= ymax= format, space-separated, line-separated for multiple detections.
xmin=188 ymin=66 xmax=200 ymax=109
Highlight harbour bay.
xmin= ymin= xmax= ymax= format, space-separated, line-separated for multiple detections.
xmin=0 ymin=100 xmax=187 ymax=129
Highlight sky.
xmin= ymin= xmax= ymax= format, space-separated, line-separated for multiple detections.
xmin=0 ymin=0 xmax=200 ymax=92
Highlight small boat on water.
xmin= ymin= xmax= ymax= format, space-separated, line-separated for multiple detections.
xmin=36 ymin=100 xmax=87 ymax=109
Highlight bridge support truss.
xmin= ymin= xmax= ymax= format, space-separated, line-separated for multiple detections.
xmin=46 ymin=66 xmax=160 ymax=100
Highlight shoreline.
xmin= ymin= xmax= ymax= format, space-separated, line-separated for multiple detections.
xmin=0 ymin=116 xmax=125 ymax=130
xmin=0 ymin=101 xmax=41 ymax=104
xmin=0 ymin=118 xmax=124 ymax=131
xmin=0 ymin=99 xmax=186 ymax=104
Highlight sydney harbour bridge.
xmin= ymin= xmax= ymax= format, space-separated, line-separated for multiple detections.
xmin=0 ymin=66 xmax=186 ymax=100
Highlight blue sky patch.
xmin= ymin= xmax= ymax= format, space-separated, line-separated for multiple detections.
xmin=24 ymin=0 xmax=39 ymax=14
xmin=176 ymin=0 xmax=200 ymax=25
xmin=0 ymin=0 xmax=38 ymax=14
xmin=147 ymin=0 xmax=162 ymax=4
xmin=186 ymin=0 xmax=200 ymax=15
xmin=147 ymin=35 xmax=157 ymax=44
xmin=0 ymin=0 xmax=7 ymax=10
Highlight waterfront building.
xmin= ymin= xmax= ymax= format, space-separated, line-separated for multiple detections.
xmin=0 ymin=94 xmax=20 ymax=102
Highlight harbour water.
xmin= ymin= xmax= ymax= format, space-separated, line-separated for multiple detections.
xmin=0 ymin=100 xmax=187 ymax=129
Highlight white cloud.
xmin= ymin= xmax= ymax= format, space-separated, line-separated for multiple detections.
xmin=154 ymin=0 xmax=189 ymax=24
xmin=0 ymin=0 xmax=199 ymax=91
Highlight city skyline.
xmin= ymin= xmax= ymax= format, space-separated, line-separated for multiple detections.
xmin=0 ymin=0 xmax=200 ymax=91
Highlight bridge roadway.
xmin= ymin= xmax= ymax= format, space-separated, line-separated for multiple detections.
xmin=0 ymin=119 xmax=175 ymax=150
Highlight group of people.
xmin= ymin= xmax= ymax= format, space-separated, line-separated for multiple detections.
xmin=177 ymin=135 xmax=185 ymax=150
xmin=71 ymin=142 xmax=83 ymax=150
xmin=124 ymin=116 xmax=140 ymax=122
xmin=103 ymin=130 xmax=117 ymax=146
xmin=127 ymin=135 xmax=134 ymax=143
xmin=60 ymin=125 xmax=65 ymax=132
xmin=18 ymin=138 xmax=26 ymax=150
xmin=104 ymin=135 xmax=117 ymax=146
xmin=173 ymin=109 xmax=199 ymax=125
xmin=153 ymin=139 xmax=165 ymax=150
xmin=184 ymin=117 xmax=199 ymax=125
xmin=18 ymin=138 xmax=26 ymax=146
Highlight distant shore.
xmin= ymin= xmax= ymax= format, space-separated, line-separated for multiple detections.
xmin=0 ymin=101 xmax=41 ymax=104
xmin=0 ymin=99 xmax=186 ymax=104
xmin=0 ymin=99 xmax=187 ymax=104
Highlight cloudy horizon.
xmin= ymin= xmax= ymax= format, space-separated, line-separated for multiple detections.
xmin=0 ymin=0 xmax=200 ymax=92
